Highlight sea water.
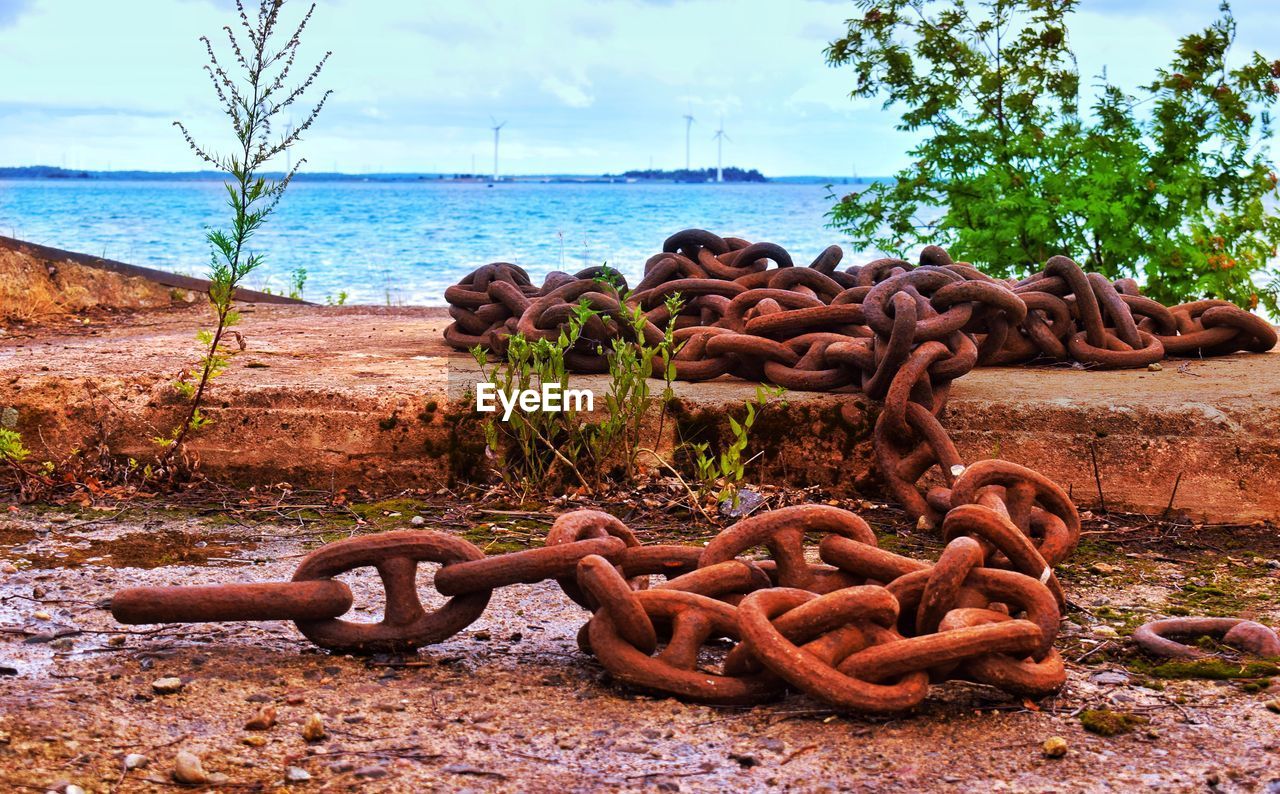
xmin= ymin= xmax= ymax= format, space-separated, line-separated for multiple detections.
xmin=0 ymin=178 xmax=875 ymax=306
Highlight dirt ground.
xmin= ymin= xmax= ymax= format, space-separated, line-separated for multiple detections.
xmin=0 ymin=499 xmax=1277 ymax=793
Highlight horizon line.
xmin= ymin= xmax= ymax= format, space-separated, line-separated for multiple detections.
xmin=0 ymin=164 xmax=885 ymax=182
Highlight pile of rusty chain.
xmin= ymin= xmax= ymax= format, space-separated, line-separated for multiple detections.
xmin=113 ymin=492 xmax=1074 ymax=712
xmin=445 ymin=228 xmax=1276 ymax=528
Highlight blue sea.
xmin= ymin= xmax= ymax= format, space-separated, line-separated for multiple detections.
xmin=0 ymin=179 xmax=874 ymax=306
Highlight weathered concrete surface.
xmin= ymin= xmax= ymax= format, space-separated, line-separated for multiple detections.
xmin=1 ymin=304 xmax=1278 ymax=521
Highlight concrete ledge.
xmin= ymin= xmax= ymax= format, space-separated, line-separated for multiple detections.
xmin=1 ymin=305 xmax=1277 ymax=522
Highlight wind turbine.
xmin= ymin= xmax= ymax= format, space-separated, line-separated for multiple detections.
xmin=682 ymin=112 xmax=695 ymax=172
xmin=490 ymin=116 xmax=507 ymax=183
xmin=712 ymin=118 xmax=730 ymax=183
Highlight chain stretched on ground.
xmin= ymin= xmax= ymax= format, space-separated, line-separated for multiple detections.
xmin=108 ymin=229 xmax=1278 ymax=714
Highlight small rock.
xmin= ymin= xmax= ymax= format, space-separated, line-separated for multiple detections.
xmin=240 ymin=735 xmax=268 ymax=747
xmin=172 ymin=750 xmax=210 ymax=784
xmin=151 ymin=677 xmax=184 ymax=695
xmin=301 ymin=712 xmax=327 ymax=742
xmin=473 ymin=630 xmax=491 ymax=641
xmin=123 ymin=753 xmax=149 ymax=770
xmin=329 ymin=760 xmax=354 ymax=773
xmin=1093 ymin=625 xmax=1119 ymax=638
xmin=1091 ymin=671 xmax=1129 ymax=686
xmin=1265 ymin=559 xmax=1280 ymax=570
xmin=33 ymin=611 xmax=51 ymax=621
xmin=285 ymin=766 xmax=311 ymax=782
xmin=107 ymin=635 xmax=127 ymax=647
xmin=1265 ymin=699 xmax=1280 ymax=714
xmin=1088 ymin=562 xmax=1120 ymax=575
xmin=48 ymin=638 xmax=74 ymax=651
xmin=245 ymin=706 xmax=277 ymax=731
xmin=1 ymin=564 xmax=16 ymax=574
xmin=718 ymin=489 xmax=764 ymax=519
xmin=1042 ymin=736 xmax=1068 ymax=758
xmin=1147 ymin=362 xmax=1162 ymax=372
xmin=354 ymin=765 xmax=388 ymax=779
xmin=410 ymin=515 xmax=426 ymax=526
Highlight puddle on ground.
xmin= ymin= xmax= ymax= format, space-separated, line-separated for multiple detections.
xmin=0 ymin=526 xmax=254 ymax=569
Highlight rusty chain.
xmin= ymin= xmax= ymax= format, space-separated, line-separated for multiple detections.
xmin=108 ymin=229 xmax=1278 ymax=713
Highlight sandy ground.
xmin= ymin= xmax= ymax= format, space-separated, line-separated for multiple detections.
xmin=0 ymin=504 xmax=1277 ymax=793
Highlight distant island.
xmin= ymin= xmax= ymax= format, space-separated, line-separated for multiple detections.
xmin=0 ymin=164 xmax=875 ymax=185
xmin=607 ymin=167 xmax=766 ymax=183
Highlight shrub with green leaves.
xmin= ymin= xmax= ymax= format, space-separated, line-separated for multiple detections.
xmin=826 ymin=0 xmax=1280 ymax=312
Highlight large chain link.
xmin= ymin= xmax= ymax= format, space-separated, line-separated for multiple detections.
xmin=108 ymin=229 xmax=1277 ymax=713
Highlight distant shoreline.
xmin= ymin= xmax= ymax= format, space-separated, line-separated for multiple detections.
xmin=0 ymin=165 xmax=883 ymax=186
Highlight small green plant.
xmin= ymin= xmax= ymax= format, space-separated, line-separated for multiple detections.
xmin=688 ymin=385 xmax=786 ymax=508
xmin=159 ymin=0 xmax=330 ymax=465
xmin=594 ymin=294 xmax=683 ymax=483
xmin=471 ymin=299 xmax=596 ymax=494
xmin=325 ymin=291 xmax=349 ymax=306
xmin=471 ymin=289 xmax=684 ymax=496
xmin=0 ymin=428 xmax=29 ymax=463
xmin=287 ymin=266 xmax=308 ymax=301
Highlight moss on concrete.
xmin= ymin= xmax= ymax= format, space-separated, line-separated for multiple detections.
xmin=1079 ymin=709 xmax=1148 ymax=736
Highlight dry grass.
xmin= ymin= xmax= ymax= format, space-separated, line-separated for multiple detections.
xmin=0 ymin=247 xmax=175 ymax=323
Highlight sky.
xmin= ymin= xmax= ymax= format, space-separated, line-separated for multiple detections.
xmin=1 ymin=0 xmax=1278 ymax=177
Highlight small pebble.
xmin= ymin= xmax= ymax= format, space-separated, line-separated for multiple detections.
xmin=1147 ymin=362 xmax=1162 ymax=372
xmin=107 ymin=635 xmax=126 ymax=647
xmin=1043 ymin=736 xmax=1068 ymax=758
xmin=1265 ymin=699 xmax=1280 ymax=714
xmin=1 ymin=564 xmax=16 ymax=574
xmin=151 ymin=677 xmax=184 ymax=695
xmin=354 ymin=765 xmax=388 ymax=779
xmin=240 ymin=735 xmax=268 ymax=747
xmin=1093 ymin=625 xmax=1119 ymax=638
xmin=245 ymin=706 xmax=277 ymax=731
xmin=302 ymin=713 xmax=327 ymax=742
xmin=1091 ymin=671 xmax=1129 ymax=686
xmin=410 ymin=515 xmax=425 ymax=526
xmin=172 ymin=750 xmax=210 ymax=784
xmin=123 ymin=753 xmax=149 ymax=770
xmin=33 ymin=611 xmax=51 ymax=621
xmin=65 ymin=786 xmax=86 ymax=794
xmin=285 ymin=766 xmax=312 ymax=782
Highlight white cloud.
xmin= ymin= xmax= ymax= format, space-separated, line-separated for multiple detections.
xmin=1 ymin=0 xmax=1278 ymax=175
xmin=540 ymin=75 xmax=595 ymax=109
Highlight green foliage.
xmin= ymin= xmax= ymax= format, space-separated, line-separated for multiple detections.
xmin=161 ymin=0 xmax=330 ymax=463
xmin=471 ymin=291 xmax=683 ymax=496
xmin=826 ymin=0 xmax=1280 ymax=312
xmin=689 ymin=385 xmax=786 ymax=507
xmin=472 ymin=300 xmax=594 ymax=493
xmin=325 ymin=291 xmax=349 ymax=306
xmin=288 ymin=267 xmax=308 ymax=301
xmin=0 ymin=428 xmax=29 ymax=462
